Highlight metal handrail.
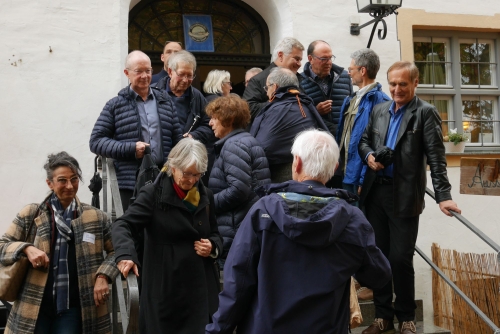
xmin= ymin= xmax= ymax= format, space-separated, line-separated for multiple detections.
xmin=420 ymin=187 xmax=500 ymax=333
xmin=425 ymin=187 xmax=500 ymax=258
xmin=101 ymin=156 xmax=140 ymax=334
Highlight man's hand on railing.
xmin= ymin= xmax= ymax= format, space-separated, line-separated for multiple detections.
xmin=118 ymin=260 xmax=139 ymax=278
xmin=439 ymin=200 xmax=461 ymax=217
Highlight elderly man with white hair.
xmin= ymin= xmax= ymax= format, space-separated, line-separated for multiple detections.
xmin=206 ymin=129 xmax=391 ymax=334
xmin=243 ymin=37 xmax=305 ymax=122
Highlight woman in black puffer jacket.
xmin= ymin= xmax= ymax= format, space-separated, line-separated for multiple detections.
xmin=206 ymin=96 xmax=271 ymax=265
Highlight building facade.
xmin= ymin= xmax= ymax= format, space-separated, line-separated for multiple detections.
xmin=1 ymin=0 xmax=499 ymax=324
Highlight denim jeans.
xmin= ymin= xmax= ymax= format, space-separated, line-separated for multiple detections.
xmin=34 ymin=306 xmax=82 ymax=334
xmin=342 ymin=182 xmax=359 ymax=207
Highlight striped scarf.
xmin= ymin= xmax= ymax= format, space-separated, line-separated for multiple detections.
xmin=173 ymin=180 xmax=200 ymax=213
xmin=50 ymin=193 xmax=76 ymax=314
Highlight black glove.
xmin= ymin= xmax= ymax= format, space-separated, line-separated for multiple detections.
xmin=374 ymin=146 xmax=394 ymax=167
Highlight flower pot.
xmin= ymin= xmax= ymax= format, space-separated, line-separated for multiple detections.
xmin=444 ymin=141 xmax=466 ymax=153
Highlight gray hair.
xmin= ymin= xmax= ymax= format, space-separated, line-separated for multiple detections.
xmin=351 ymin=48 xmax=380 ymax=80
xmin=267 ymin=67 xmax=299 ymax=88
xmin=168 ymin=50 xmax=197 ymax=72
xmin=165 ymin=138 xmax=208 ymax=176
xmin=291 ymin=129 xmax=339 ymax=184
xmin=246 ymin=67 xmax=262 ymax=76
xmin=124 ymin=50 xmax=150 ymax=69
xmin=203 ymin=69 xmax=230 ymax=95
xmin=44 ymin=151 xmax=82 ymax=181
xmin=271 ymin=37 xmax=304 ymax=62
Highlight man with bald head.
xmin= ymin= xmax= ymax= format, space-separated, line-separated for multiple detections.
xmin=151 ymin=41 xmax=183 ymax=84
xmin=90 ymin=50 xmax=182 ymax=210
xmin=300 ymin=40 xmax=353 ymax=137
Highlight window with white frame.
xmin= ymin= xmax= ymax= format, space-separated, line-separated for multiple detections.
xmin=413 ymin=31 xmax=500 ymax=149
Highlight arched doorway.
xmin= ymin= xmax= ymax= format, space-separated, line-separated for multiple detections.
xmin=128 ymin=0 xmax=271 ymax=95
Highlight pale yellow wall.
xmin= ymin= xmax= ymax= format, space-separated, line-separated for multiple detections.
xmin=396 ymin=8 xmax=500 ymax=61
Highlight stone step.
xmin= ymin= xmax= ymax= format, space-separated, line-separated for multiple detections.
xmin=351 ymin=322 xmax=451 ymax=334
xmin=359 ymin=299 xmax=423 ymax=327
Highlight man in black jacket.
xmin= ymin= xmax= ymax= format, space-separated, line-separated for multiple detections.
xmin=242 ymin=37 xmax=304 ymax=123
xmin=358 ymin=61 xmax=461 ymax=334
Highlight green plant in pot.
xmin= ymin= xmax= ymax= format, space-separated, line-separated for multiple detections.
xmin=443 ymin=128 xmax=468 ymax=146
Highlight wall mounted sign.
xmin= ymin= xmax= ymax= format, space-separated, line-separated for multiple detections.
xmin=183 ymin=15 xmax=215 ymax=52
xmin=460 ymin=158 xmax=500 ymax=196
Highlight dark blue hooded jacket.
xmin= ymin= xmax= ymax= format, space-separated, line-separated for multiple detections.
xmin=206 ymin=180 xmax=391 ymax=334
xmin=250 ymin=87 xmax=329 ymax=166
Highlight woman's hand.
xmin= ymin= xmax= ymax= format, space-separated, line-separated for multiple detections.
xmin=23 ymin=245 xmax=49 ymax=270
xmin=93 ymin=275 xmax=110 ymax=307
xmin=194 ymin=238 xmax=212 ymax=257
xmin=117 ymin=260 xmax=139 ymax=278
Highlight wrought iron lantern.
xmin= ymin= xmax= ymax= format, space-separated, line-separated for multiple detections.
xmin=350 ymin=0 xmax=403 ymax=48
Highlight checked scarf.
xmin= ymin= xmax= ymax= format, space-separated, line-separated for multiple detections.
xmin=50 ymin=193 xmax=76 ymax=314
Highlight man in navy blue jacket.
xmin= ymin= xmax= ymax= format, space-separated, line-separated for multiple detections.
xmin=90 ymin=50 xmax=183 ymax=210
xmin=206 ymin=129 xmax=391 ymax=334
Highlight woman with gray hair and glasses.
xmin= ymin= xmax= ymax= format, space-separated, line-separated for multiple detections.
xmin=203 ymin=69 xmax=232 ymax=102
xmin=112 ymin=138 xmax=223 ymax=334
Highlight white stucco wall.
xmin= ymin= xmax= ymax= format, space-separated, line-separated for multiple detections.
xmin=0 ymin=0 xmax=130 ymax=219
xmin=0 ymin=0 xmax=499 ymax=327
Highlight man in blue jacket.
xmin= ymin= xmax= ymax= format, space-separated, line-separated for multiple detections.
xmin=90 ymin=50 xmax=183 ymax=210
xmin=206 ymin=129 xmax=391 ymax=334
xmin=337 ymin=48 xmax=390 ymax=203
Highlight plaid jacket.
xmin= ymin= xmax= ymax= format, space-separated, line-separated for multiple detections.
xmin=0 ymin=195 xmax=119 ymax=334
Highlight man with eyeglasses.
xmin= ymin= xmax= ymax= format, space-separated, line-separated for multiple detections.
xmin=151 ymin=41 xmax=183 ymax=85
xmin=300 ymin=40 xmax=353 ymax=138
xmin=243 ymin=37 xmax=305 ymax=123
xmin=155 ymin=50 xmax=216 ymax=184
xmin=91 ymin=50 xmax=183 ymax=211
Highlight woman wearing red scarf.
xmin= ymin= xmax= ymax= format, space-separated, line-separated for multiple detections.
xmin=112 ymin=138 xmax=223 ymax=334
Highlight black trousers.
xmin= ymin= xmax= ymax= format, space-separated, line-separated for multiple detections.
xmin=365 ymin=183 xmax=419 ymax=322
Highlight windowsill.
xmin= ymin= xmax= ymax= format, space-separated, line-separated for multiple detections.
xmin=445 ymin=151 xmax=500 ymax=167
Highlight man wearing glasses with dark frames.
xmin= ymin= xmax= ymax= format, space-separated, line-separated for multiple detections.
xmin=151 ymin=41 xmax=183 ymax=85
xmin=300 ymin=40 xmax=353 ymax=138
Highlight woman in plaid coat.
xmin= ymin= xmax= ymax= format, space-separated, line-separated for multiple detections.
xmin=0 ymin=152 xmax=119 ymax=334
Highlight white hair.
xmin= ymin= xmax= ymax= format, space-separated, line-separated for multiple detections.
xmin=165 ymin=138 xmax=208 ymax=175
xmin=291 ymin=129 xmax=339 ymax=183
xmin=271 ymin=37 xmax=304 ymax=62
xmin=203 ymin=69 xmax=230 ymax=95
xmin=168 ymin=50 xmax=197 ymax=72
xmin=267 ymin=67 xmax=299 ymax=88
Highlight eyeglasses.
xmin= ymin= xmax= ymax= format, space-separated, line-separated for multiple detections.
xmin=311 ymin=54 xmax=336 ymax=63
xmin=182 ymin=171 xmax=205 ymax=179
xmin=223 ymin=81 xmax=232 ymax=86
xmin=174 ymin=70 xmax=196 ymax=81
xmin=347 ymin=66 xmax=363 ymax=73
xmin=263 ymin=83 xmax=276 ymax=92
xmin=127 ymin=68 xmax=153 ymax=75
xmin=53 ymin=177 xmax=79 ymax=186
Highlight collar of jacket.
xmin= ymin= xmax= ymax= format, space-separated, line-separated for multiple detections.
xmin=213 ymin=128 xmax=246 ymax=155
xmin=39 ymin=192 xmax=83 ymax=218
xmin=272 ymin=86 xmax=313 ymax=103
xmin=255 ymin=180 xmax=358 ymax=203
xmin=158 ymin=176 xmax=209 ymax=213
xmin=302 ymin=62 xmax=345 ymax=80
